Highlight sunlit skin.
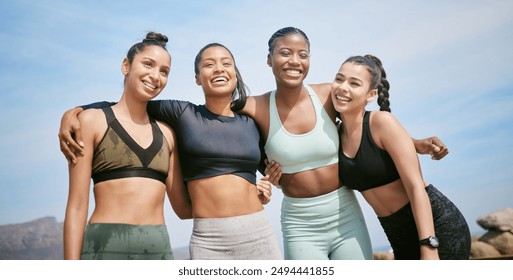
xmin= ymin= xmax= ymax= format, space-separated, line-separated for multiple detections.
xmin=241 ymin=33 xmax=448 ymax=198
xmin=63 ymin=45 xmax=182 ymax=259
xmin=242 ymin=34 xmax=340 ymax=198
xmin=59 ymin=44 xmax=277 ymax=224
xmin=185 ymin=46 xmax=271 ymax=218
xmin=331 ymin=61 xmax=438 ymax=260
xmin=59 ymin=35 xmax=447 ymax=200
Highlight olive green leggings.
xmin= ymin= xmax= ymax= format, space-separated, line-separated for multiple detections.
xmin=81 ymin=223 xmax=174 ymax=260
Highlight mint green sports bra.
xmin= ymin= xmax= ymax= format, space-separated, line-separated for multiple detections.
xmin=264 ymin=85 xmax=339 ymax=174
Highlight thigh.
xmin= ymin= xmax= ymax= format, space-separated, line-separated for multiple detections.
xmin=330 ymin=212 xmax=374 ymax=260
xmin=428 ymin=185 xmax=471 ymax=260
xmin=284 ymin=239 xmax=329 ymax=260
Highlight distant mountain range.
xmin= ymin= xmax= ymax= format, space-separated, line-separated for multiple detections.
xmin=0 ymin=217 xmax=189 ymax=260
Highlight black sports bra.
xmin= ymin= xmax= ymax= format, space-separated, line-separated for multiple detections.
xmin=91 ymin=106 xmax=169 ymax=184
xmin=339 ymin=111 xmax=400 ymax=192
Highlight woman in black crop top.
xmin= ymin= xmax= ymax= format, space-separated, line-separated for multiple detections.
xmin=332 ymin=55 xmax=470 ymax=259
xmin=63 ymin=32 xmax=182 ymax=260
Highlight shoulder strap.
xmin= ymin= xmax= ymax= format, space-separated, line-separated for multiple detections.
xmin=101 ymin=106 xmax=116 ymax=124
xmin=363 ymin=111 xmax=371 ymax=124
xmin=268 ymin=90 xmax=280 ymax=132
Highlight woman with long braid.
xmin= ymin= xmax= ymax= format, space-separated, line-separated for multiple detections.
xmin=240 ymin=27 xmax=449 ymax=260
xmin=331 ymin=54 xmax=471 ymax=259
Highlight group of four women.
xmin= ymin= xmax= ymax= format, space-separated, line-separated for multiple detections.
xmin=59 ymin=27 xmax=471 ymax=260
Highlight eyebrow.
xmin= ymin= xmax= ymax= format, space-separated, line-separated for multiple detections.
xmin=141 ymin=57 xmax=170 ymax=69
xmin=203 ymin=57 xmax=232 ymax=61
xmin=336 ymin=73 xmax=363 ymax=83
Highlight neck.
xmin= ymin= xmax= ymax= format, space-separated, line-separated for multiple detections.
xmin=115 ymin=92 xmax=150 ymax=124
xmin=275 ymin=83 xmax=306 ymax=107
xmin=340 ymin=109 xmax=366 ymax=136
xmin=204 ymin=95 xmax=234 ymax=117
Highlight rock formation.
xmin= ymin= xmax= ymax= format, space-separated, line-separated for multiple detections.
xmin=0 ymin=216 xmax=63 ymax=260
xmin=471 ymin=208 xmax=513 ymax=259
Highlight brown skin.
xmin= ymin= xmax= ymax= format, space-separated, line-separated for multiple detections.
xmin=332 ymin=61 xmax=438 ymax=259
xmin=240 ymin=34 xmax=448 ymax=198
xmin=63 ymin=45 xmax=183 ymax=259
xmin=59 ymin=35 xmax=447 ymax=199
xmin=60 ymin=46 xmax=275 ymax=221
xmin=186 ymin=46 xmax=272 ymax=218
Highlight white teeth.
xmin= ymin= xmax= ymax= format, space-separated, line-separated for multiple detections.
xmin=335 ymin=94 xmax=350 ymax=102
xmin=143 ymin=81 xmax=157 ymax=90
xmin=212 ymin=77 xmax=228 ymax=83
xmin=285 ymin=70 xmax=300 ymax=74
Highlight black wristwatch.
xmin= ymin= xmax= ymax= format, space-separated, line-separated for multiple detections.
xmin=419 ymin=236 xmax=439 ymax=248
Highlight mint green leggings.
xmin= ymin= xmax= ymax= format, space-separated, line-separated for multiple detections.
xmin=81 ymin=223 xmax=174 ymax=260
xmin=281 ymin=186 xmax=373 ymax=260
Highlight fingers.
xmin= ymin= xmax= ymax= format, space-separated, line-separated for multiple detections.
xmin=256 ymin=176 xmax=272 ymax=205
xmin=265 ymin=160 xmax=282 ymax=187
xmin=429 ymin=137 xmax=449 ymax=160
xmin=431 ymin=144 xmax=449 ymax=160
xmin=58 ymin=109 xmax=85 ymax=164
xmin=58 ymin=133 xmax=77 ymax=164
xmin=430 ymin=144 xmax=441 ymax=153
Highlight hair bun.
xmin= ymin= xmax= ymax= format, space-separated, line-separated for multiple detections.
xmin=143 ymin=31 xmax=168 ymax=47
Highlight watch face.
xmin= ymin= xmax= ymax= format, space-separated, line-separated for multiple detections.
xmin=429 ymin=236 xmax=439 ymax=247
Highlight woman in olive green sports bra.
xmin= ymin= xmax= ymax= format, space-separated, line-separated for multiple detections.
xmin=63 ymin=32 xmax=181 ymax=260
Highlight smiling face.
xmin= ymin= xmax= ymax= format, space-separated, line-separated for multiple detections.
xmin=267 ymin=34 xmax=310 ymax=88
xmin=331 ymin=62 xmax=377 ymax=114
xmin=122 ymin=45 xmax=171 ymax=101
xmin=195 ymin=46 xmax=237 ymax=97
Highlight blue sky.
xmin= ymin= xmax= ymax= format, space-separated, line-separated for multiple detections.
xmin=1 ymin=0 xmax=512 ymax=253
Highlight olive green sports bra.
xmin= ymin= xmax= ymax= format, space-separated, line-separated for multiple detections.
xmin=91 ymin=106 xmax=169 ymax=184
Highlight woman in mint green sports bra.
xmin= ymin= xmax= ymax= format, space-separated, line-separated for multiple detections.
xmin=241 ymin=27 xmax=449 ymax=260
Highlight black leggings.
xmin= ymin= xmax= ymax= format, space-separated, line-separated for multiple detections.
xmin=378 ymin=185 xmax=471 ymax=260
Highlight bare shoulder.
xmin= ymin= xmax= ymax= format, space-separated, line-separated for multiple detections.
xmin=250 ymin=91 xmax=271 ymax=103
xmin=370 ymin=110 xmax=410 ymax=141
xmin=77 ymin=108 xmax=107 ymax=144
xmin=309 ymin=83 xmax=337 ymax=119
xmin=79 ymin=108 xmax=105 ymax=129
xmin=309 ymin=83 xmax=331 ymax=97
xmin=370 ymin=110 xmax=397 ymax=125
xmin=243 ymin=92 xmax=271 ymax=116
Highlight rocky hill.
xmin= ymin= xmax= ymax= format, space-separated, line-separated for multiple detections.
xmin=0 ymin=216 xmax=63 ymax=260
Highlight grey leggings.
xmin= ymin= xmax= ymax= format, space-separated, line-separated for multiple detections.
xmin=378 ymin=185 xmax=471 ymax=260
xmin=189 ymin=210 xmax=283 ymax=260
